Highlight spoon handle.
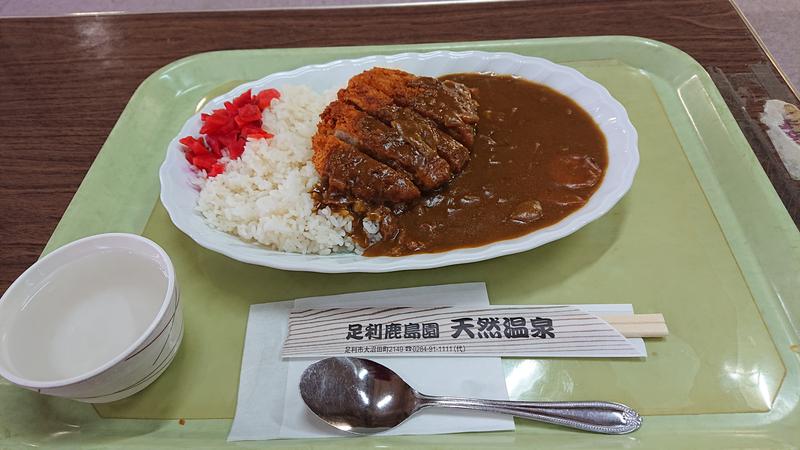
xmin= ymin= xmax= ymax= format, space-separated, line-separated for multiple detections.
xmin=417 ymin=395 xmax=642 ymax=434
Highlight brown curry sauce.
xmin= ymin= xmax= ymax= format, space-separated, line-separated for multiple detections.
xmin=343 ymin=73 xmax=608 ymax=256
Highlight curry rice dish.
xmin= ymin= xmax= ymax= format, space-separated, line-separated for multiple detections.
xmin=195 ymin=67 xmax=607 ymax=256
xmin=311 ymin=68 xmax=607 ymax=256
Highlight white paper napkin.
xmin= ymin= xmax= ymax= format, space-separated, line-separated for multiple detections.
xmin=228 ymin=283 xmax=515 ymax=441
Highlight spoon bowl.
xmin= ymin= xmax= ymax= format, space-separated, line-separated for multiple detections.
xmin=300 ymin=357 xmax=642 ymax=435
xmin=299 ymin=356 xmax=420 ymax=434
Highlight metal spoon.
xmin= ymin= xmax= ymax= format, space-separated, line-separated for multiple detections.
xmin=299 ymin=357 xmax=642 ymax=435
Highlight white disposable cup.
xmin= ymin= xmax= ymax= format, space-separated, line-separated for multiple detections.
xmin=0 ymin=233 xmax=183 ymax=403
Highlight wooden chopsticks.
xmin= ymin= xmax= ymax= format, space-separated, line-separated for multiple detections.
xmin=598 ymin=314 xmax=668 ymax=338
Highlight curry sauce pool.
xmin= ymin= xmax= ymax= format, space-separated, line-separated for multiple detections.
xmin=359 ymin=73 xmax=608 ymax=256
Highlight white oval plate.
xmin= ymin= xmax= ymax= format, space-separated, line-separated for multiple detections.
xmin=159 ymin=51 xmax=638 ymax=273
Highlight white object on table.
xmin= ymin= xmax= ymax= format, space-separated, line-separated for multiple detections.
xmin=761 ymin=99 xmax=800 ymax=180
xmin=0 ymin=233 xmax=183 ymax=403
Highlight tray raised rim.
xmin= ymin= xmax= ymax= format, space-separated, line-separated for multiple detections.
xmin=26 ymin=36 xmax=800 ymax=448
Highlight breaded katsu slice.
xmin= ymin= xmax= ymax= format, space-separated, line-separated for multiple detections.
xmin=345 ymin=68 xmax=479 ymax=146
xmin=318 ymin=100 xmax=451 ymax=191
xmin=339 ymin=84 xmax=470 ymax=173
xmin=312 ymin=134 xmax=420 ymax=204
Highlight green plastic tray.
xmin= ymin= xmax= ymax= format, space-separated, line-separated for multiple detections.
xmin=3 ymin=36 xmax=799 ymax=448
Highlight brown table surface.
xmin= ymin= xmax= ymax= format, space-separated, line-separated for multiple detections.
xmin=1 ymin=0 xmax=798 ymax=291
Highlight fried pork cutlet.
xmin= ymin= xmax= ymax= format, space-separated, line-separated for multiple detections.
xmin=310 ymin=67 xmax=479 ymax=222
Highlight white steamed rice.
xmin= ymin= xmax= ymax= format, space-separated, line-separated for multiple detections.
xmin=196 ymin=85 xmax=357 ymax=255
